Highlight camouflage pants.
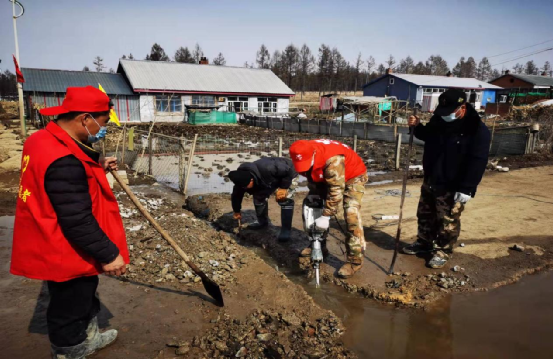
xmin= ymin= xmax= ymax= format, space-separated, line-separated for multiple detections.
xmin=343 ymin=174 xmax=368 ymax=261
xmin=416 ymin=183 xmax=465 ymax=253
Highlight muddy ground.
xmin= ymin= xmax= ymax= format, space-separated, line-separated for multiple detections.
xmin=0 ymin=169 xmax=354 ymax=358
xmin=187 ymin=166 xmax=553 ymax=308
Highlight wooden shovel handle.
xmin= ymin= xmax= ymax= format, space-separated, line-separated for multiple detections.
xmin=110 ymin=170 xmax=192 ymax=264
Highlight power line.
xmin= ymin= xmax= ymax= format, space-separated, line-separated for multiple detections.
xmin=490 ymin=47 xmax=553 ymax=67
xmin=488 ymin=38 xmax=553 ymax=58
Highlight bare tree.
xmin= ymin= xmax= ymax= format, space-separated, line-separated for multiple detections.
xmin=543 ymin=61 xmax=552 ymax=75
xmin=298 ymin=44 xmax=314 ymax=98
xmin=93 ymin=56 xmax=105 ymax=72
xmin=365 ymin=56 xmax=375 ymax=82
xmin=256 ymin=44 xmax=271 ymax=69
xmin=192 ymin=43 xmax=204 ymax=63
xmin=354 ymin=53 xmax=364 ymax=91
xmin=385 ymin=55 xmax=396 ymax=69
xmin=512 ymin=63 xmax=524 ymax=74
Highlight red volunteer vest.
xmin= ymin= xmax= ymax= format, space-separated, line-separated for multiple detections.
xmin=309 ymin=139 xmax=367 ymax=183
xmin=11 ymin=122 xmax=129 ymax=282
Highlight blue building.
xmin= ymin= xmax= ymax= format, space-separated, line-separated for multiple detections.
xmin=363 ymin=70 xmax=502 ymax=112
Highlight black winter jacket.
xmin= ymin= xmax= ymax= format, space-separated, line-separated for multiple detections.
xmin=414 ymin=104 xmax=491 ymax=197
xmin=231 ymin=157 xmax=297 ymax=213
xmin=44 ymin=141 xmax=120 ymax=264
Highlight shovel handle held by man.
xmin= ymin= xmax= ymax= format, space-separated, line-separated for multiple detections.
xmin=388 ymin=108 xmax=417 ymax=274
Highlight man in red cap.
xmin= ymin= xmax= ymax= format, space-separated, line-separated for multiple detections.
xmin=289 ymin=139 xmax=368 ymax=278
xmin=11 ymin=86 xmax=129 ymax=358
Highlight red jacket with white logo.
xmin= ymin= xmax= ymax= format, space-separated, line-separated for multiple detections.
xmin=11 ymin=122 xmax=129 ymax=282
xmin=308 ymin=139 xmax=366 ymax=183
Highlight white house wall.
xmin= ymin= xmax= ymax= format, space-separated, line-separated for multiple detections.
xmin=277 ymin=98 xmax=289 ymax=114
xmin=139 ymin=95 xmax=155 ymax=122
xmin=248 ymin=97 xmax=259 ymax=113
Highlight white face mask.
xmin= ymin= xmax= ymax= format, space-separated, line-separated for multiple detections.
xmin=441 ymin=107 xmax=462 ymax=122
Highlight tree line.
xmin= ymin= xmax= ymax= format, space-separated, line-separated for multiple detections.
xmin=98 ymin=42 xmax=550 ymax=94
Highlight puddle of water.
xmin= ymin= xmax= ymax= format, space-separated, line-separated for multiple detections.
xmin=245 ymin=242 xmax=553 ymax=359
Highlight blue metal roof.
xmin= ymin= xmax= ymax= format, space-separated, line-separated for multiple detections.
xmin=21 ymin=68 xmax=134 ymax=95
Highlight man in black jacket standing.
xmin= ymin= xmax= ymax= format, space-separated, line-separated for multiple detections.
xmin=228 ymin=157 xmax=298 ymax=242
xmin=402 ymin=89 xmax=491 ymax=268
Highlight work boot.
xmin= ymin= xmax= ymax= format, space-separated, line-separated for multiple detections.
xmin=402 ymin=241 xmax=433 ymax=255
xmin=51 ymin=317 xmax=118 ymax=359
xmin=248 ymin=202 xmax=269 ymax=230
xmin=277 ymin=204 xmax=294 ymax=242
xmin=337 ymin=256 xmax=363 ymax=278
xmin=427 ymin=250 xmax=450 ymax=269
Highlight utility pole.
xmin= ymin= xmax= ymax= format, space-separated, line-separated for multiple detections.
xmin=12 ymin=0 xmax=26 ymax=138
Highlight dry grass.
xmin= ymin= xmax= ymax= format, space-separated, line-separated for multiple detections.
xmin=290 ymin=91 xmax=363 ymax=103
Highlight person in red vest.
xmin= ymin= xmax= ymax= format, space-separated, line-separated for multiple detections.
xmin=289 ymin=139 xmax=368 ymax=278
xmin=11 ymin=86 xmax=129 ymax=358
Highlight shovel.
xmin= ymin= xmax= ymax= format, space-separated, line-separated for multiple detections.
xmin=388 ymin=108 xmax=417 ymax=275
xmin=110 ymin=170 xmax=224 ymax=307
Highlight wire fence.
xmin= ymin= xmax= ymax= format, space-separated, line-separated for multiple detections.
xmin=101 ymin=121 xmax=537 ymax=196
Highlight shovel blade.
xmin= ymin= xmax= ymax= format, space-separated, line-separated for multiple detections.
xmin=200 ymin=274 xmax=224 ymax=307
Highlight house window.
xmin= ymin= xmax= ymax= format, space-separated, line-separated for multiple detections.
xmin=227 ymin=96 xmax=249 ymax=112
xmin=156 ymin=95 xmax=182 ymax=112
xmin=424 ymin=88 xmax=432 ymax=93
xmin=500 ymin=95 xmax=507 ymax=103
xmin=258 ymin=97 xmax=278 ymax=113
xmin=389 ymin=78 xmax=395 ymax=85
xmin=192 ymin=95 xmax=215 ymax=106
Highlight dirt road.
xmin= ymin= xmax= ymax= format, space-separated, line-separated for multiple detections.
xmin=189 ymin=166 xmax=553 ymax=307
xmin=0 ymin=171 xmax=353 ymax=358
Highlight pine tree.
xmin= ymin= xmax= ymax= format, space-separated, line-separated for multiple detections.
xmin=462 ymin=57 xmax=477 ymax=78
xmin=146 ymin=43 xmax=169 ymax=61
xmin=93 ymin=56 xmax=105 ymax=72
xmin=282 ymin=44 xmax=299 ymax=87
xmin=476 ymin=57 xmax=492 ymax=81
xmin=543 ymin=61 xmax=552 ymax=76
xmin=298 ymin=44 xmax=314 ymax=97
xmin=452 ymin=57 xmax=465 ymax=77
xmin=174 ymin=47 xmax=194 ymax=63
xmin=426 ymin=55 xmax=449 ymax=76
xmin=525 ymin=60 xmax=538 ymax=75
xmin=213 ymin=53 xmax=226 ymax=66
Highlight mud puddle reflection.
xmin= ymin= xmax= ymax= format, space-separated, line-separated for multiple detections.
xmin=245 ymin=242 xmax=553 ymax=359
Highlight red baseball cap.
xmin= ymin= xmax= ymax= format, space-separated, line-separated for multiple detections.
xmin=40 ymin=86 xmax=111 ymax=116
xmin=289 ymin=140 xmax=315 ymax=172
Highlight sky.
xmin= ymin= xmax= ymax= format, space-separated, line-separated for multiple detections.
xmin=1 ymin=0 xmax=553 ymax=74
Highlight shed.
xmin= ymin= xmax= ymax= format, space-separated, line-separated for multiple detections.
xmin=21 ymin=68 xmax=140 ymax=122
xmin=489 ymin=71 xmax=553 ymax=106
xmin=117 ymin=59 xmax=295 ymax=123
xmin=363 ymin=70 xmax=502 ymax=111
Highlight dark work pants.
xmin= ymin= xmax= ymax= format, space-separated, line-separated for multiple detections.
xmin=47 ymin=275 xmax=100 ymax=347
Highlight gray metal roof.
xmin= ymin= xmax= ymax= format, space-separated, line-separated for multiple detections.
xmin=510 ymin=74 xmax=553 ymax=87
xmin=21 ymin=68 xmax=134 ymax=95
xmin=392 ymin=73 xmax=502 ymax=89
xmin=118 ymin=59 xmax=295 ymax=96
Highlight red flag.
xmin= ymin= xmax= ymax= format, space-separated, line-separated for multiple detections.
xmin=13 ymin=55 xmax=25 ymax=83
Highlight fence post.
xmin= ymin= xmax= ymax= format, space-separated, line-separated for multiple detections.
xmin=317 ymin=119 xmax=321 ymax=134
xmin=339 ymin=120 xmax=343 ymax=136
xmin=148 ymin=134 xmax=153 ymax=175
xmin=364 ymin=122 xmax=368 ymax=140
xmin=278 ymin=137 xmax=283 ymax=157
xmin=353 ymin=134 xmax=358 ymax=152
xmin=178 ymin=136 xmax=186 ymax=193
xmin=394 ymin=124 xmax=398 ymax=138
xmin=395 ymin=133 xmax=402 ymax=170
xmin=183 ymin=134 xmax=198 ymax=197
xmin=121 ymin=126 xmax=127 ymax=167
xmin=524 ymin=132 xmax=531 ymax=154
